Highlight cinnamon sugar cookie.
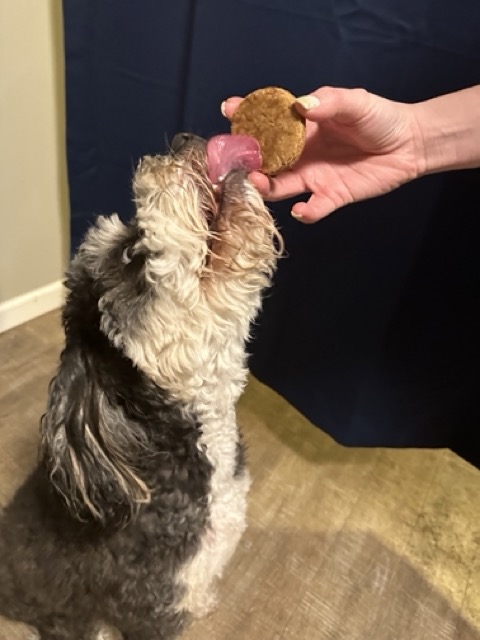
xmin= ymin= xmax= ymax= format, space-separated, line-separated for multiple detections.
xmin=231 ymin=87 xmax=306 ymax=176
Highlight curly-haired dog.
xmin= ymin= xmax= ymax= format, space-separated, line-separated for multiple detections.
xmin=0 ymin=133 xmax=281 ymax=640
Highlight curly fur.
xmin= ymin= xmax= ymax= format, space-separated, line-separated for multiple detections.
xmin=0 ymin=134 xmax=280 ymax=640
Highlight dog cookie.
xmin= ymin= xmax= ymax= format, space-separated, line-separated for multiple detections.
xmin=231 ymin=87 xmax=306 ymax=176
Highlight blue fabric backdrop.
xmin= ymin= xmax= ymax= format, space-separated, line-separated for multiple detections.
xmin=63 ymin=0 xmax=480 ymax=465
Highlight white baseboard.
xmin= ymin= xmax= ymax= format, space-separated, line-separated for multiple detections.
xmin=0 ymin=280 xmax=65 ymax=334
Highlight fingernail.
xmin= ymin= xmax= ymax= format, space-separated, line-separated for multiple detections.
xmin=220 ymin=101 xmax=227 ymax=117
xmin=296 ymin=95 xmax=320 ymax=110
xmin=291 ymin=210 xmax=303 ymax=220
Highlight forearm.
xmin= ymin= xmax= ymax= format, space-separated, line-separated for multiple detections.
xmin=411 ymin=85 xmax=480 ymax=176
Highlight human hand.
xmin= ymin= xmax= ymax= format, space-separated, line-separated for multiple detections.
xmin=221 ymin=87 xmax=424 ymax=222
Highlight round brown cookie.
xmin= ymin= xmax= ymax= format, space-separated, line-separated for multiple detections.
xmin=231 ymin=87 xmax=306 ymax=176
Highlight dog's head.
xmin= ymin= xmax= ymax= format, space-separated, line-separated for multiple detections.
xmin=40 ymin=134 xmax=281 ymax=527
xmin=133 ymin=133 xmax=281 ymax=285
xmin=66 ymin=134 xmax=282 ymax=354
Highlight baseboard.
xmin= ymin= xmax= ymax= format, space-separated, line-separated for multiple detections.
xmin=0 ymin=280 xmax=65 ymax=334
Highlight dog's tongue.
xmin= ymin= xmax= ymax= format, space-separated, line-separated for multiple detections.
xmin=207 ymin=135 xmax=262 ymax=184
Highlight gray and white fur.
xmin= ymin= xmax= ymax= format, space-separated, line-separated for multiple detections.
xmin=0 ymin=134 xmax=281 ymax=640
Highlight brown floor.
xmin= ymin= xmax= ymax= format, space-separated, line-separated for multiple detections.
xmin=1 ymin=311 xmax=480 ymax=640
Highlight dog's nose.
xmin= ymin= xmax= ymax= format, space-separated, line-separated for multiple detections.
xmin=171 ymin=133 xmax=205 ymax=153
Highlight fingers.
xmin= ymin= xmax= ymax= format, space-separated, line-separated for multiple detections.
xmin=222 ymin=87 xmax=373 ymax=125
xmin=291 ymin=193 xmax=339 ymax=223
xmin=253 ymin=175 xmax=339 ymax=223
xmin=254 ymin=174 xmax=340 ymax=223
xmin=295 ymin=86 xmax=372 ymax=125
xmin=246 ymin=171 xmax=270 ymax=195
xmin=220 ymin=97 xmax=243 ymax=119
xmin=248 ymin=170 xmax=307 ymax=201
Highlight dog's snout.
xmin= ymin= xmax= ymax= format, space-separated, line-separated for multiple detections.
xmin=172 ymin=133 xmax=193 ymax=151
xmin=171 ymin=133 xmax=205 ymax=153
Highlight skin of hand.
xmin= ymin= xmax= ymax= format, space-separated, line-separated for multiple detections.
xmin=222 ymin=87 xmax=424 ymax=223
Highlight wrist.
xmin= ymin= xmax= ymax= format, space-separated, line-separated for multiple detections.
xmin=410 ymin=101 xmax=461 ymax=176
xmin=410 ymin=86 xmax=480 ymax=177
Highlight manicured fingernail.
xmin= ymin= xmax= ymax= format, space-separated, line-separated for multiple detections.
xmin=291 ymin=210 xmax=303 ymax=220
xmin=220 ymin=101 xmax=227 ymax=117
xmin=296 ymin=95 xmax=320 ymax=110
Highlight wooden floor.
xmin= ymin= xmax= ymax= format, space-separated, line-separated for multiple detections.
xmin=1 ymin=311 xmax=480 ymax=640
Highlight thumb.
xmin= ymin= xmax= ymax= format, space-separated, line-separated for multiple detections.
xmin=295 ymin=87 xmax=372 ymax=125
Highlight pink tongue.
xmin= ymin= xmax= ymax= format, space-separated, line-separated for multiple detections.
xmin=207 ymin=134 xmax=262 ymax=184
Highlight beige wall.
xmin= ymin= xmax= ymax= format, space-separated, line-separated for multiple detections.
xmin=0 ymin=0 xmax=69 ymax=304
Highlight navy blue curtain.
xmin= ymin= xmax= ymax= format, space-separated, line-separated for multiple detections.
xmin=63 ymin=0 xmax=480 ymax=465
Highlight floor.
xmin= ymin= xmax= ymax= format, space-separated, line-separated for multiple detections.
xmin=1 ymin=311 xmax=480 ymax=639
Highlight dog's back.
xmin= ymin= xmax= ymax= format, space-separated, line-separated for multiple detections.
xmin=0 ymin=325 xmax=213 ymax=639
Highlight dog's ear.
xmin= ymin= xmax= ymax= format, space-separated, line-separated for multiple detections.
xmin=40 ymin=346 xmax=150 ymax=528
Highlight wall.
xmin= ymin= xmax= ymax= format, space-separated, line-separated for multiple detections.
xmin=0 ymin=0 xmax=69 ymax=331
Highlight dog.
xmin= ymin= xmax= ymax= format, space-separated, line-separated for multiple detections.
xmin=0 ymin=133 xmax=281 ymax=640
